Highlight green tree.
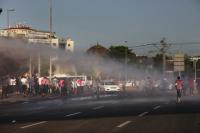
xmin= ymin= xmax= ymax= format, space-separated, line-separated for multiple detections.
xmin=0 ymin=8 xmax=2 ymax=14
xmin=184 ymin=55 xmax=193 ymax=77
xmin=108 ymin=45 xmax=136 ymax=64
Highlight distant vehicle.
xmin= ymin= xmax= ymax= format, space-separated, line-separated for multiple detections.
xmin=99 ymin=80 xmax=121 ymax=93
xmin=158 ymin=79 xmax=174 ymax=91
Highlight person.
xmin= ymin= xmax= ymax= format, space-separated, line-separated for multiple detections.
xmin=175 ymin=76 xmax=183 ymax=103
xmin=1 ymin=76 xmax=9 ymax=98
xmin=16 ymin=77 xmax=22 ymax=94
xmin=197 ymin=78 xmax=200 ymax=95
xmin=44 ymin=77 xmax=50 ymax=95
xmin=71 ymin=79 xmax=77 ymax=95
xmin=43 ymin=77 xmax=50 ymax=96
xmin=28 ymin=76 xmax=35 ymax=96
xmin=34 ymin=77 xmax=40 ymax=96
xmin=188 ymin=77 xmax=194 ymax=96
xmin=145 ymin=76 xmax=153 ymax=96
xmin=21 ymin=76 xmax=28 ymax=97
xmin=10 ymin=76 xmax=16 ymax=94
xmin=59 ymin=79 xmax=65 ymax=96
xmin=52 ymin=77 xmax=59 ymax=95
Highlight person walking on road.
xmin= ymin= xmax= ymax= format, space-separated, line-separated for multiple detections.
xmin=21 ymin=76 xmax=28 ymax=97
xmin=188 ymin=77 xmax=195 ymax=96
xmin=175 ymin=76 xmax=183 ymax=103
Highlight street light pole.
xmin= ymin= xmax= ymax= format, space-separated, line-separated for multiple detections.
xmin=190 ymin=57 xmax=200 ymax=92
xmin=38 ymin=54 xmax=41 ymax=78
xmin=194 ymin=60 xmax=197 ymax=83
xmin=6 ymin=9 xmax=15 ymax=37
xmin=49 ymin=0 xmax=52 ymax=46
xmin=6 ymin=8 xmax=15 ymax=28
xmin=191 ymin=57 xmax=200 ymax=90
xmin=29 ymin=55 xmax=32 ymax=78
xmin=49 ymin=0 xmax=53 ymax=81
xmin=124 ymin=41 xmax=128 ymax=89
xmin=49 ymin=56 xmax=52 ymax=81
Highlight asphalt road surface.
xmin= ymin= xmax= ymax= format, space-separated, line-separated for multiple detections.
xmin=1 ymin=92 xmax=200 ymax=133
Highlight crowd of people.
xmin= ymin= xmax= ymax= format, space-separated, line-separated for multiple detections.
xmin=0 ymin=75 xmax=93 ymax=99
xmin=1 ymin=73 xmax=200 ymax=101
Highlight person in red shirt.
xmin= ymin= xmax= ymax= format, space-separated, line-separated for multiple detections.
xmin=44 ymin=77 xmax=50 ymax=95
xmin=59 ymin=79 xmax=65 ymax=96
xmin=175 ymin=76 xmax=183 ymax=103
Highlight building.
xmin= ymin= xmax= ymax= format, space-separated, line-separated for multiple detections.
xmin=0 ymin=24 xmax=74 ymax=52
xmin=87 ymin=43 xmax=108 ymax=56
xmin=66 ymin=37 xmax=74 ymax=52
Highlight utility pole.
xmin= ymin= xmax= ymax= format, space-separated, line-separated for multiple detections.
xmin=124 ymin=41 xmax=128 ymax=91
xmin=160 ymin=38 xmax=167 ymax=77
xmin=125 ymin=41 xmax=128 ymax=82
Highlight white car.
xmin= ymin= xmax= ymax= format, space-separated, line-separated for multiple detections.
xmin=99 ymin=81 xmax=121 ymax=92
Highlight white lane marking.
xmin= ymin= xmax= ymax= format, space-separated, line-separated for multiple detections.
xmin=20 ymin=121 xmax=47 ymax=129
xmin=153 ymin=105 xmax=161 ymax=110
xmin=22 ymin=101 xmax=29 ymax=104
xmin=65 ymin=112 xmax=82 ymax=117
xmin=93 ymin=106 xmax=104 ymax=110
xmin=138 ymin=112 xmax=148 ymax=117
xmin=165 ymin=102 xmax=169 ymax=105
xmin=117 ymin=121 xmax=132 ymax=128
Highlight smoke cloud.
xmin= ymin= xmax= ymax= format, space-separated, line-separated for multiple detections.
xmin=0 ymin=37 xmax=164 ymax=80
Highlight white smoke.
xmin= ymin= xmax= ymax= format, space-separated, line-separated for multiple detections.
xmin=0 ymin=37 xmax=164 ymax=80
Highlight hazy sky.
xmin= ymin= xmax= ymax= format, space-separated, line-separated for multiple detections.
xmin=0 ymin=0 xmax=200 ymax=52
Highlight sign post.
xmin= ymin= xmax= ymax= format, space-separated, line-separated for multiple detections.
xmin=190 ymin=56 xmax=200 ymax=91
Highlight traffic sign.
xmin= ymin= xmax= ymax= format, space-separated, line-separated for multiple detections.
xmin=174 ymin=53 xmax=185 ymax=72
xmin=174 ymin=65 xmax=184 ymax=72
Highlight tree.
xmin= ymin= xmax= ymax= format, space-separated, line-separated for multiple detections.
xmin=184 ymin=55 xmax=193 ymax=77
xmin=152 ymin=54 xmax=163 ymax=73
xmin=0 ymin=8 xmax=2 ymax=14
xmin=108 ymin=45 xmax=136 ymax=64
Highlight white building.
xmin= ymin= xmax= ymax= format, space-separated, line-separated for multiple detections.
xmin=0 ymin=24 xmax=74 ymax=52
xmin=66 ymin=37 xmax=74 ymax=52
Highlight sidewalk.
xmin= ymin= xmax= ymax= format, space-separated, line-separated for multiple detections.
xmin=0 ymin=94 xmax=58 ymax=105
xmin=0 ymin=93 xmax=118 ymax=105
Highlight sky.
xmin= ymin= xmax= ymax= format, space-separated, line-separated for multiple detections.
xmin=0 ymin=0 xmax=200 ymax=53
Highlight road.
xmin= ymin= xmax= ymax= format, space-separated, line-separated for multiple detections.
xmin=1 ymin=92 xmax=200 ymax=133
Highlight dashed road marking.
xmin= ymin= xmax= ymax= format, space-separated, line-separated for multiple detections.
xmin=22 ymin=101 xmax=29 ymax=104
xmin=93 ymin=106 xmax=104 ymax=110
xmin=117 ymin=121 xmax=132 ymax=128
xmin=20 ymin=121 xmax=47 ymax=129
xmin=65 ymin=112 xmax=82 ymax=117
xmin=153 ymin=105 xmax=161 ymax=110
xmin=165 ymin=102 xmax=170 ymax=105
xmin=138 ymin=112 xmax=148 ymax=117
